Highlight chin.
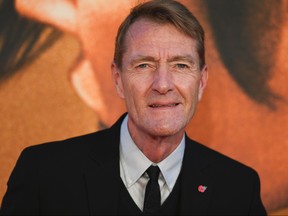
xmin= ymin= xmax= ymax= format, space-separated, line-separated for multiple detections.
xmin=147 ymin=124 xmax=184 ymax=138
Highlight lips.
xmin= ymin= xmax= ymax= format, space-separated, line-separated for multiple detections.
xmin=149 ymin=103 xmax=179 ymax=108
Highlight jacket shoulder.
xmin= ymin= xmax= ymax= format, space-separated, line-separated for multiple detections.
xmin=186 ymin=138 xmax=259 ymax=177
xmin=21 ymin=130 xmax=106 ymax=158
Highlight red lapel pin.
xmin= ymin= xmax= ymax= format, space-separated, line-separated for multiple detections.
xmin=198 ymin=185 xmax=207 ymax=193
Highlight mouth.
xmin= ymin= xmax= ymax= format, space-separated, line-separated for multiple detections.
xmin=149 ymin=103 xmax=180 ymax=108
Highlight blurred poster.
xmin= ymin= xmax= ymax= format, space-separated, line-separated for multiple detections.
xmin=0 ymin=0 xmax=287 ymax=214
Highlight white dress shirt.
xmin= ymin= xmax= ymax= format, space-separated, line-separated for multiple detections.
xmin=119 ymin=114 xmax=185 ymax=211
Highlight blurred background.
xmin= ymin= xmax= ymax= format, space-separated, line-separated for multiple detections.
xmin=0 ymin=0 xmax=287 ymax=214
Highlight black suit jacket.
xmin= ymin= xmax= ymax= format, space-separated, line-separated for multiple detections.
xmin=0 ymin=114 xmax=266 ymax=215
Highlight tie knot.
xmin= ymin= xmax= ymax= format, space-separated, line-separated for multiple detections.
xmin=146 ymin=165 xmax=160 ymax=182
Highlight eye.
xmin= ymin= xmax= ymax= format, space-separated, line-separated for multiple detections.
xmin=175 ymin=63 xmax=189 ymax=69
xmin=134 ymin=63 xmax=156 ymax=72
xmin=136 ymin=63 xmax=149 ymax=69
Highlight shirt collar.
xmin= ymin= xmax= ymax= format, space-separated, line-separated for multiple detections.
xmin=120 ymin=114 xmax=185 ymax=191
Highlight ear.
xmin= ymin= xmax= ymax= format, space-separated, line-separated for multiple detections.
xmin=69 ymin=56 xmax=127 ymax=127
xmin=69 ymin=56 xmax=107 ymax=113
xmin=198 ymin=65 xmax=208 ymax=101
xmin=111 ymin=62 xmax=125 ymax=99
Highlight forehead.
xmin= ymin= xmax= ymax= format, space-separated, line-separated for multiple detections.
xmin=124 ymin=18 xmax=197 ymax=57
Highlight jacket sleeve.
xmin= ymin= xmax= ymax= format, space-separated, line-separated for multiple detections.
xmin=0 ymin=147 xmax=40 ymax=215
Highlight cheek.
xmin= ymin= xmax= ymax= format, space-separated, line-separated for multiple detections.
xmin=122 ymin=73 xmax=152 ymax=96
xmin=121 ymin=79 xmax=143 ymax=107
xmin=175 ymin=75 xmax=201 ymax=100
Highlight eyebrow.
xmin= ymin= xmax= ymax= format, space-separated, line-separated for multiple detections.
xmin=167 ymin=55 xmax=196 ymax=64
xmin=130 ymin=55 xmax=196 ymax=65
xmin=130 ymin=56 xmax=157 ymax=65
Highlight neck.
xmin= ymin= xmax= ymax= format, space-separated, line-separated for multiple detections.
xmin=128 ymin=124 xmax=184 ymax=163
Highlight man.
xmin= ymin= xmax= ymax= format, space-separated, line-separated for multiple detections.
xmin=0 ymin=0 xmax=267 ymax=215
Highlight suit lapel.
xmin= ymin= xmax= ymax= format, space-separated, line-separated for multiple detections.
xmin=83 ymin=114 xmax=126 ymax=215
xmin=179 ymin=136 xmax=213 ymax=215
xmin=84 ymin=156 xmax=119 ymax=215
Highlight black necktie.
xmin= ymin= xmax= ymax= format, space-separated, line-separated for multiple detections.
xmin=143 ymin=165 xmax=161 ymax=215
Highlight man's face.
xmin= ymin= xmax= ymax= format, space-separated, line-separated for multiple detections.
xmin=112 ymin=18 xmax=208 ymax=138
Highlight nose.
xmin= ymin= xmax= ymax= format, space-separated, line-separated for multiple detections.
xmin=152 ymin=64 xmax=173 ymax=94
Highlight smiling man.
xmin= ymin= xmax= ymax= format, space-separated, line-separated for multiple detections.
xmin=0 ymin=0 xmax=266 ymax=215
